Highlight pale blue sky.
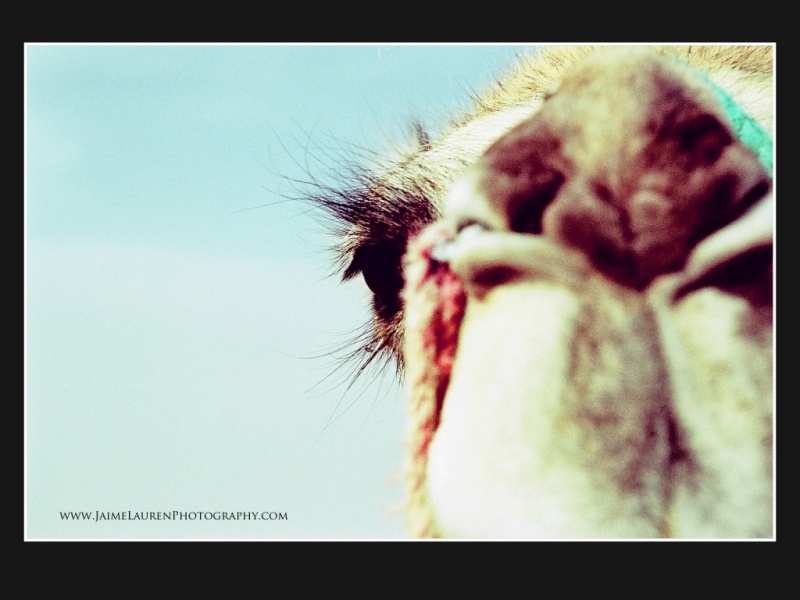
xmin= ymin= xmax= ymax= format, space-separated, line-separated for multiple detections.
xmin=25 ymin=44 xmax=533 ymax=539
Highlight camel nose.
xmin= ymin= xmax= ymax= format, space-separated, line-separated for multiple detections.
xmin=442 ymin=129 xmax=566 ymax=239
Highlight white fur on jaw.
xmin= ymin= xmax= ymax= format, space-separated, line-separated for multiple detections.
xmin=427 ymin=278 xmax=670 ymax=538
xmin=426 ymin=283 xmax=588 ymax=538
xmin=648 ymin=280 xmax=773 ymax=538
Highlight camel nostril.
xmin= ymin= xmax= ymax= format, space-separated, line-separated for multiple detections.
xmin=506 ymin=170 xmax=565 ymax=235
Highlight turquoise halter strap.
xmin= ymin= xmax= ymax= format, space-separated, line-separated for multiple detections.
xmin=703 ymin=74 xmax=773 ymax=175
